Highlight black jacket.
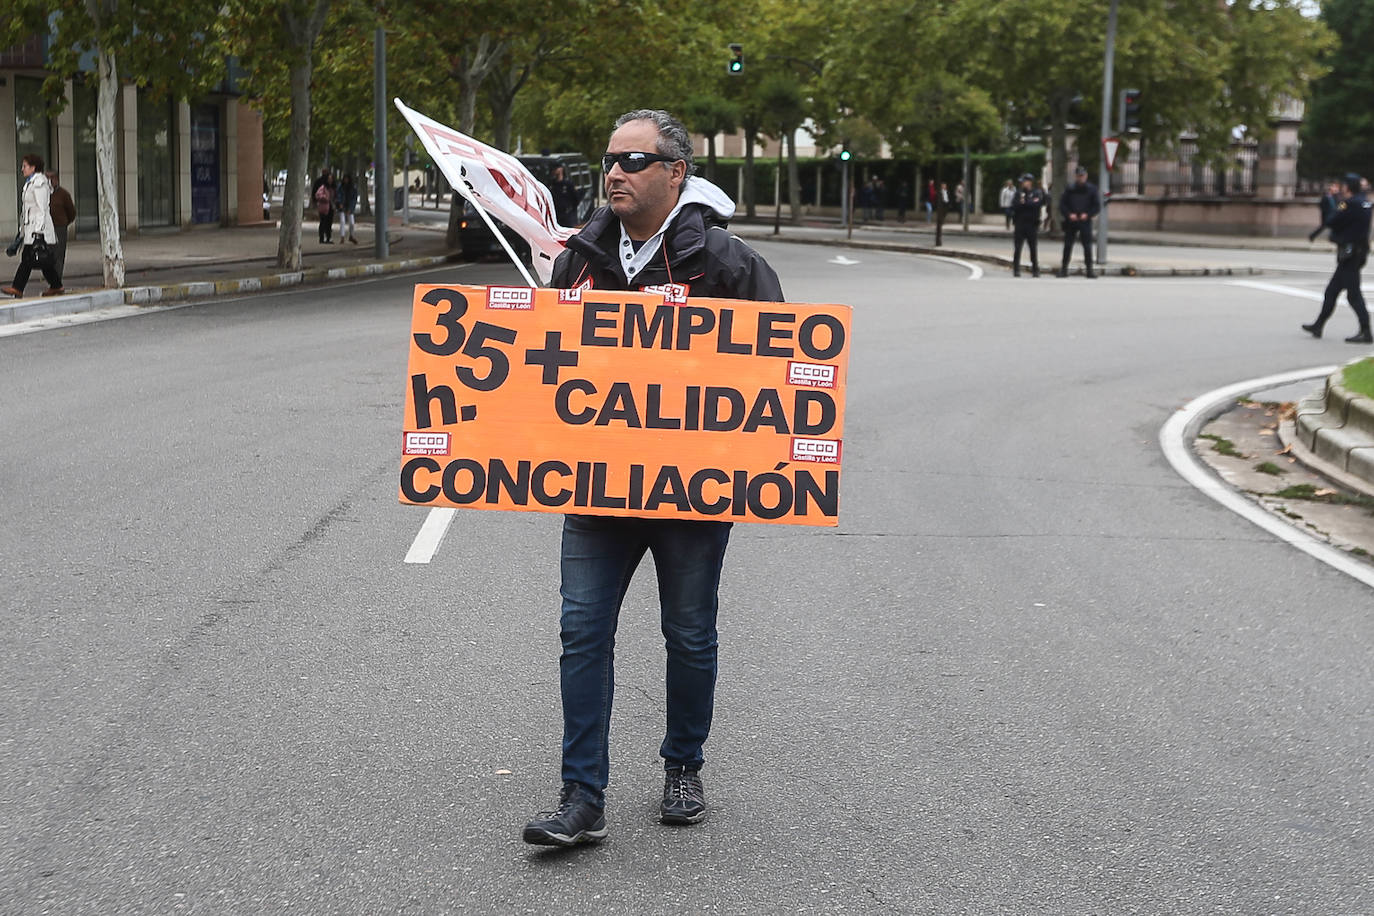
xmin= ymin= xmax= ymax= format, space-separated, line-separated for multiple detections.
xmin=550 ymin=197 xmax=784 ymax=302
xmin=1059 ymin=181 xmax=1101 ymax=220
xmin=1011 ymin=188 xmax=1045 ymax=228
xmin=1324 ymin=192 xmax=1372 ymax=246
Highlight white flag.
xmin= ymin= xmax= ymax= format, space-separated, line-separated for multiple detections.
xmin=395 ymin=99 xmax=574 ymax=284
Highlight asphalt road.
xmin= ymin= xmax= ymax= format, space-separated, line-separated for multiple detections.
xmin=2 ymin=244 xmax=1370 ymax=915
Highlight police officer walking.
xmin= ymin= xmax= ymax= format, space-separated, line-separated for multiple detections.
xmin=1010 ymin=173 xmax=1045 ymax=277
xmin=1058 ymin=166 xmax=1100 ymax=278
xmin=1302 ymin=172 xmax=1373 ymax=344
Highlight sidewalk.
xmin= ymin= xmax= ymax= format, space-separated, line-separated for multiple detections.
xmin=1 ymin=202 xmax=1337 ymax=328
xmin=730 ymin=214 xmax=1333 ymax=276
xmin=0 ymin=213 xmax=457 ymax=326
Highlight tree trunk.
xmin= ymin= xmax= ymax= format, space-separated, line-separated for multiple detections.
xmin=706 ymin=135 xmax=717 ymax=181
xmin=93 ymin=45 xmax=125 ymax=287
xmin=786 ymin=132 xmax=801 ymax=223
xmin=277 ymin=56 xmax=312 ymax=270
xmin=275 ymin=0 xmax=330 ymax=270
xmin=1049 ymin=91 xmax=1072 ymax=236
xmin=743 ymin=124 xmax=757 ymax=219
xmin=443 ymin=34 xmax=508 ymax=248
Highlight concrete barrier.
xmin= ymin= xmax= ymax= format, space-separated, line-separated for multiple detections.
xmin=1283 ymin=362 xmax=1374 ymax=494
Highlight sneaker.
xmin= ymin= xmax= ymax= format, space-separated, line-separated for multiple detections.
xmin=660 ymin=767 xmax=707 ymax=825
xmin=1302 ymin=323 xmax=1323 ymax=339
xmin=1345 ymin=331 xmax=1373 ymax=344
xmin=522 ymin=783 xmax=607 ymax=847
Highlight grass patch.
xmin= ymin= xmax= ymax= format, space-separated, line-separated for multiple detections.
xmin=1255 ymin=461 xmax=1286 ymax=475
xmin=1274 ymin=483 xmax=1322 ymax=500
xmin=1353 ymin=547 xmax=1369 ymax=558
xmin=1200 ymin=434 xmax=1245 ymax=458
xmin=1342 ymin=358 xmax=1374 ymax=399
xmin=1271 ymin=483 xmax=1374 ymax=510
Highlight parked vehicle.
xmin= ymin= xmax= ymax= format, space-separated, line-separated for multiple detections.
xmin=458 ymin=153 xmax=594 ymax=263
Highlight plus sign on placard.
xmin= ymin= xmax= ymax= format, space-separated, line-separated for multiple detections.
xmin=1102 ymin=137 xmax=1122 ymax=172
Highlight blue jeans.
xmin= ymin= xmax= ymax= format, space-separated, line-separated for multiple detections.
xmin=558 ymin=514 xmax=732 ymax=807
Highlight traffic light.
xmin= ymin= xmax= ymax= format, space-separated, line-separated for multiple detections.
xmin=727 ymin=43 xmax=743 ymax=75
xmin=1122 ymin=88 xmax=1142 ymax=132
xmin=837 ymin=139 xmax=851 ymax=162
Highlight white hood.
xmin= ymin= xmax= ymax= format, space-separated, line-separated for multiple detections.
xmin=620 ymin=176 xmax=735 ymax=283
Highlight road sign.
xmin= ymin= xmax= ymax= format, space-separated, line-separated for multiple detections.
xmin=1102 ymin=137 xmax=1122 ymax=172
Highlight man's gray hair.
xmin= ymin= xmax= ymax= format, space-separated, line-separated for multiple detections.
xmin=614 ymin=109 xmax=696 ymax=179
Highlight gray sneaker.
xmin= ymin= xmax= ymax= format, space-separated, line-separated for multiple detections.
xmin=660 ymin=767 xmax=706 ymax=825
xmin=522 ymin=783 xmax=607 ymax=846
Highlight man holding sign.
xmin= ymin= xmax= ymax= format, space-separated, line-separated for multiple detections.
xmin=522 ymin=109 xmax=784 ymax=847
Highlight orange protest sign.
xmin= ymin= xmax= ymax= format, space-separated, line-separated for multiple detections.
xmin=399 ymin=284 xmax=850 ymax=526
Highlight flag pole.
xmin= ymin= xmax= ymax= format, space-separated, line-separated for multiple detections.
xmin=457 ymin=178 xmax=539 ymax=287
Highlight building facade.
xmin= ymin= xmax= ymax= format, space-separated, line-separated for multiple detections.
xmin=2 ymin=36 xmax=266 ymax=241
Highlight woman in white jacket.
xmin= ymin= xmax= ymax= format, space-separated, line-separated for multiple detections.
xmin=4 ymin=152 xmax=63 ymax=298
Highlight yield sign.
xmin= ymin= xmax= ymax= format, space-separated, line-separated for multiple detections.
xmin=1102 ymin=136 xmax=1122 ymax=172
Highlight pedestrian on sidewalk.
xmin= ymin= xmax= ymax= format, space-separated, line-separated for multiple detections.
xmin=859 ymin=178 xmax=874 ymax=222
xmin=1057 ymin=166 xmax=1099 ymax=278
xmin=336 ymin=174 xmax=359 ymax=244
xmin=1010 ymin=172 xmax=1045 ymax=277
xmin=46 ymin=170 xmax=75 ymax=281
xmin=1310 ymin=179 xmax=1341 ymax=242
xmin=549 ymin=165 xmax=582 ymax=227
xmin=925 ymin=179 xmax=935 ymax=223
xmin=1303 ymin=172 xmax=1372 ymax=344
xmin=954 ymin=180 xmax=966 ymax=220
xmin=874 ymin=177 xmax=885 ymax=222
xmin=999 ymin=178 xmax=1016 ymax=229
xmin=3 ymin=153 xmax=63 ymax=298
xmin=521 ymin=107 xmax=783 ymax=849
xmin=312 ymin=167 xmax=335 ymax=243
xmin=896 ymin=180 xmax=909 ymax=222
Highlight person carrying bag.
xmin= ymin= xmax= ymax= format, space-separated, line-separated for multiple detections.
xmin=3 ymin=152 xmax=64 ymax=298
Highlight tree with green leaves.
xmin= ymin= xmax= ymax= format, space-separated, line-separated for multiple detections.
xmin=680 ymin=95 xmax=740 ymax=182
xmin=820 ymin=0 xmax=999 ymax=244
xmin=225 ymin=0 xmax=333 ymax=270
xmin=950 ymin=0 xmax=1331 ymax=228
xmin=1298 ymin=0 xmax=1373 ymax=180
xmin=1 ymin=0 xmax=225 ymax=287
xmin=757 ymin=73 xmax=806 ymax=230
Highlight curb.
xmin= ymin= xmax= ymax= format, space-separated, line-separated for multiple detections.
xmin=1160 ymin=365 xmax=1374 ymax=589
xmin=1 ymin=252 xmax=460 ymax=325
xmin=731 ymin=232 xmax=1263 ymax=277
xmin=1279 ymin=366 xmax=1374 ymax=498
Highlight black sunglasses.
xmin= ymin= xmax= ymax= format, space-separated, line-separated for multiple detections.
xmin=602 ymin=151 xmax=679 ymax=174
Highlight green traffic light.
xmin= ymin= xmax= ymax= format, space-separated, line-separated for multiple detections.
xmin=729 ymin=61 xmax=742 ymax=72
xmin=839 ymin=150 xmax=851 ymax=161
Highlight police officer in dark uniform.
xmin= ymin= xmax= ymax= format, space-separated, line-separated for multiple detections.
xmin=1302 ymin=172 xmax=1373 ymax=344
xmin=1010 ymin=172 xmax=1045 ymax=277
xmin=1058 ymin=165 xmax=1100 ymax=278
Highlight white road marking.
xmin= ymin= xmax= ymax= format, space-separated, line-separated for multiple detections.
xmin=0 ymin=302 xmax=188 ymax=337
xmin=829 ymin=255 xmax=861 ymax=265
xmin=915 ymin=254 xmax=983 ymax=280
xmin=405 ymin=507 xmax=457 ymax=564
xmin=1227 ymin=279 xmax=1323 ymax=301
xmin=1159 ymin=365 xmax=1374 ymax=590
